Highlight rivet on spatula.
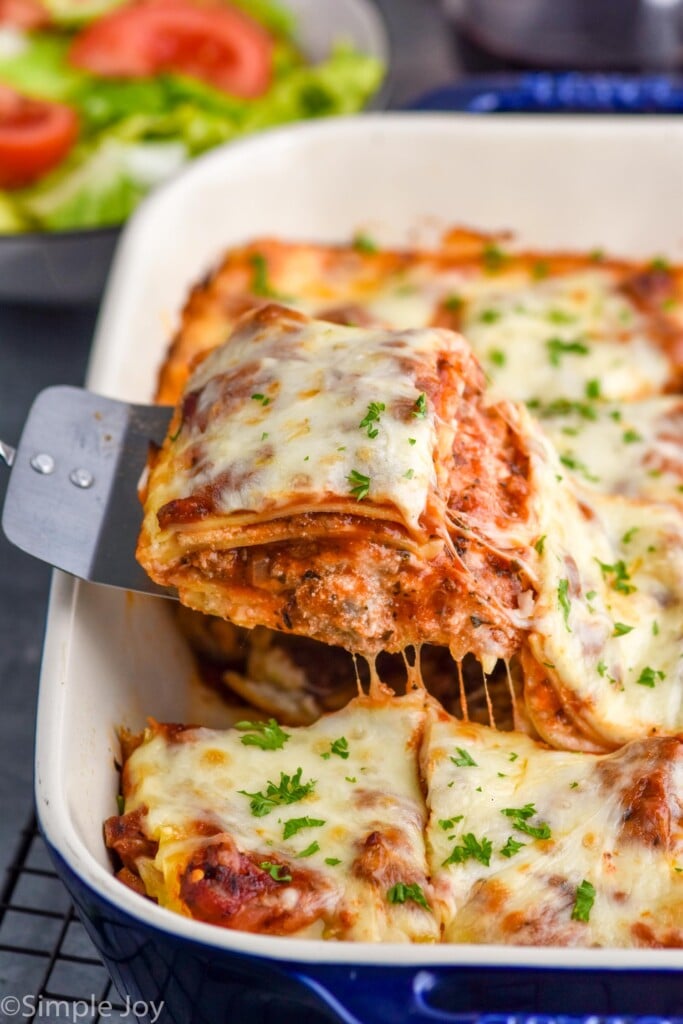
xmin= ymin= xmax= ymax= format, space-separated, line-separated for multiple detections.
xmin=30 ymin=453 xmax=55 ymax=475
xmin=69 ymin=467 xmax=94 ymax=489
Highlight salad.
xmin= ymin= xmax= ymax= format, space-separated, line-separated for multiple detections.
xmin=0 ymin=0 xmax=383 ymax=232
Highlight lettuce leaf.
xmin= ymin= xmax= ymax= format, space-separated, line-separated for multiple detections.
xmin=15 ymin=135 xmax=187 ymax=229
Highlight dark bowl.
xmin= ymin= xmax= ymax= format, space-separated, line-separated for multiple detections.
xmin=0 ymin=0 xmax=389 ymax=306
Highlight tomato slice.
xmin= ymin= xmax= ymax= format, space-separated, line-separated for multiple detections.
xmin=0 ymin=0 xmax=51 ymax=30
xmin=0 ymin=84 xmax=78 ymax=189
xmin=69 ymin=0 xmax=273 ymax=98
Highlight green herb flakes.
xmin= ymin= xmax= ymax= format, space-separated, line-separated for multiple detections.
xmin=451 ymin=747 xmax=478 ymax=767
xmin=571 ymin=879 xmax=596 ymax=922
xmin=347 ymin=469 xmax=370 ymax=501
xmin=443 ymin=833 xmax=492 ymax=867
xmin=282 ymin=817 xmax=326 ymax=840
xmin=359 ymin=401 xmax=386 ymax=439
xmin=500 ymin=836 xmax=525 ymax=858
xmin=260 ymin=862 xmax=292 ymax=882
xmin=240 ymin=768 xmax=315 ymax=817
xmin=635 ymin=666 xmax=665 ymax=688
xmin=386 ymin=882 xmax=430 ymax=910
xmin=558 ymin=579 xmax=572 ymax=631
xmin=236 ymin=719 xmax=290 ymax=751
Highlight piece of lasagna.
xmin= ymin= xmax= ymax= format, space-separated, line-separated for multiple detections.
xmin=106 ymin=694 xmax=683 ymax=946
xmin=106 ymin=691 xmax=439 ymax=942
xmin=138 ymin=303 xmax=539 ymax=666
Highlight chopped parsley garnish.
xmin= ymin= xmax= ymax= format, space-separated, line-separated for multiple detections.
xmin=534 ymin=535 xmax=546 ymax=555
xmin=251 ymin=393 xmax=271 ymax=406
xmin=501 ymin=803 xmax=552 ymax=840
xmin=282 ymin=817 xmax=326 ymax=839
xmin=353 ymin=233 xmax=378 ymax=254
xmin=240 ymin=769 xmax=315 ymax=817
xmin=571 ymin=879 xmax=596 ymax=922
xmin=413 ymin=392 xmax=427 ymax=419
xmin=386 ymin=882 xmax=430 ymax=910
xmin=636 ymin=666 xmax=665 ymax=688
xmin=589 ymin=248 xmax=604 ymax=262
xmin=488 ymin=349 xmax=507 ymax=367
xmin=482 ymin=242 xmax=507 ymax=273
xmin=500 ymin=836 xmax=525 ymax=858
xmin=558 ymin=579 xmax=572 ymax=631
xmin=548 ymin=309 xmax=577 ymax=325
xmin=404 ymin=469 xmax=415 ymax=480
xmin=408 ymin=437 xmax=416 ymax=446
xmin=444 ymin=293 xmax=464 ymax=312
xmin=296 ymin=841 xmax=320 ymax=858
xmin=546 ymin=337 xmax=590 ymax=367
xmin=585 ymin=590 xmax=597 ymax=601
xmin=250 ymin=253 xmax=276 ymax=297
xmin=261 ymin=431 xmax=269 ymax=441
xmin=585 ymin=378 xmax=601 ymax=399
xmin=622 ymin=429 xmax=643 ymax=444
xmin=597 ymin=660 xmax=607 ymax=677
xmin=451 ymin=747 xmax=478 ymax=767
xmin=570 ymin=781 xmax=579 ymax=789
xmin=359 ymin=401 xmax=386 ymax=439
xmin=613 ymin=622 xmax=634 ymax=637
xmin=559 ymin=453 xmax=599 ymax=483
xmin=532 ymin=259 xmax=549 ymax=279
xmin=260 ymin=862 xmax=292 ymax=882
xmin=236 ymin=719 xmax=290 ymax=751
xmin=325 ymin=857 xmax=341 ymax=866
xmin=653 ymin=620 xmax=660 ymax=636
xmin=439 ymin=816 xmax=464 ymax=830
xmin=443 ymin=833 xmax=492 ymax=867
xmin=345 ymin=776 xmax=357 ymax=783
xmin=650 ymin=255 xmax=670 ymax=273
xmin=480 ymin=309 xmax=501 ymax=324
xmin=527 ymin=397 xmax=597 ymax=421
xmin=116 ymin=794 xmax=125 ymax=815
xmin=595 ymin=558 xmax=636 ymax=595
xmin=347 ymin=469 xmax=370 ymax=501
xmin=622 ymin=527 xmax=639 ymax=544
xmin=509 ymin=751 xmax=519 ymax=762
xmin=322 ymin=737 xmax=350 ymax=760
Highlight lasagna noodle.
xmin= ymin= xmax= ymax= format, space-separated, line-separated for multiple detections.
xmin=422 ymin=701 xmax=683 ymax=947
xmin=138 ymin=304 xmax=538 ymax=663
xmin=106 ymin=692 xmax=439 ymax=942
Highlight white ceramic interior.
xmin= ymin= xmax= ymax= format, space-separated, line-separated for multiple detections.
xmin=36 ymin=113 xmax=683 ymax=970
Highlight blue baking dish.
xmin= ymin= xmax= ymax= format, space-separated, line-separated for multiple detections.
xmin=409 ymin=72 xmax=683 ymax=114
xmin=34 ymin=115 xmax=683 ymax=1024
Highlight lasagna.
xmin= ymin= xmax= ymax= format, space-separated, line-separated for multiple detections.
xmin=106 ymin=693 xmax=683 ymax=946
xmin=138 ymin=303 xmax=538 ymax=665
xmin=115 ymin=228 xmax=683 ymax=946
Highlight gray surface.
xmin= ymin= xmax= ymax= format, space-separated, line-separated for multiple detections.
xmin=0 ymin=0 xmax=459 ymax=887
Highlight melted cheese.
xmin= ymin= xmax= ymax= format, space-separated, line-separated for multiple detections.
xmin=123 ymin=693 xmax=438 ymax=942
xmin=149 ymin=308 xmax=458 ymax=537
xmin=539 ymin=396 xmax=683 ymax=504
xmin=528 ymin=436 xmax=683 ymax=747
xmin=460 ymin=270 xmax=670 ymax=403
xmin=422 ymin=706 xmax=683 ymax=947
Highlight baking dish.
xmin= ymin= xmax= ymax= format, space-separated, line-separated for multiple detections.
xmin=35 ymin=114 xmax=683 ymax=1024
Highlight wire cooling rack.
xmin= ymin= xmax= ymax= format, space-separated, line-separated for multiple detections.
xmin=0 ymin=816 xmax=128 ymax=1023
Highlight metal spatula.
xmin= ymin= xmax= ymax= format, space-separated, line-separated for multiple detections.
xmin=1 ymin=386 xmax=174 ymax=598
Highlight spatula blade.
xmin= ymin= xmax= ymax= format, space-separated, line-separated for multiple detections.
xmin=2 ymin=386 xmax=174 ymax=597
